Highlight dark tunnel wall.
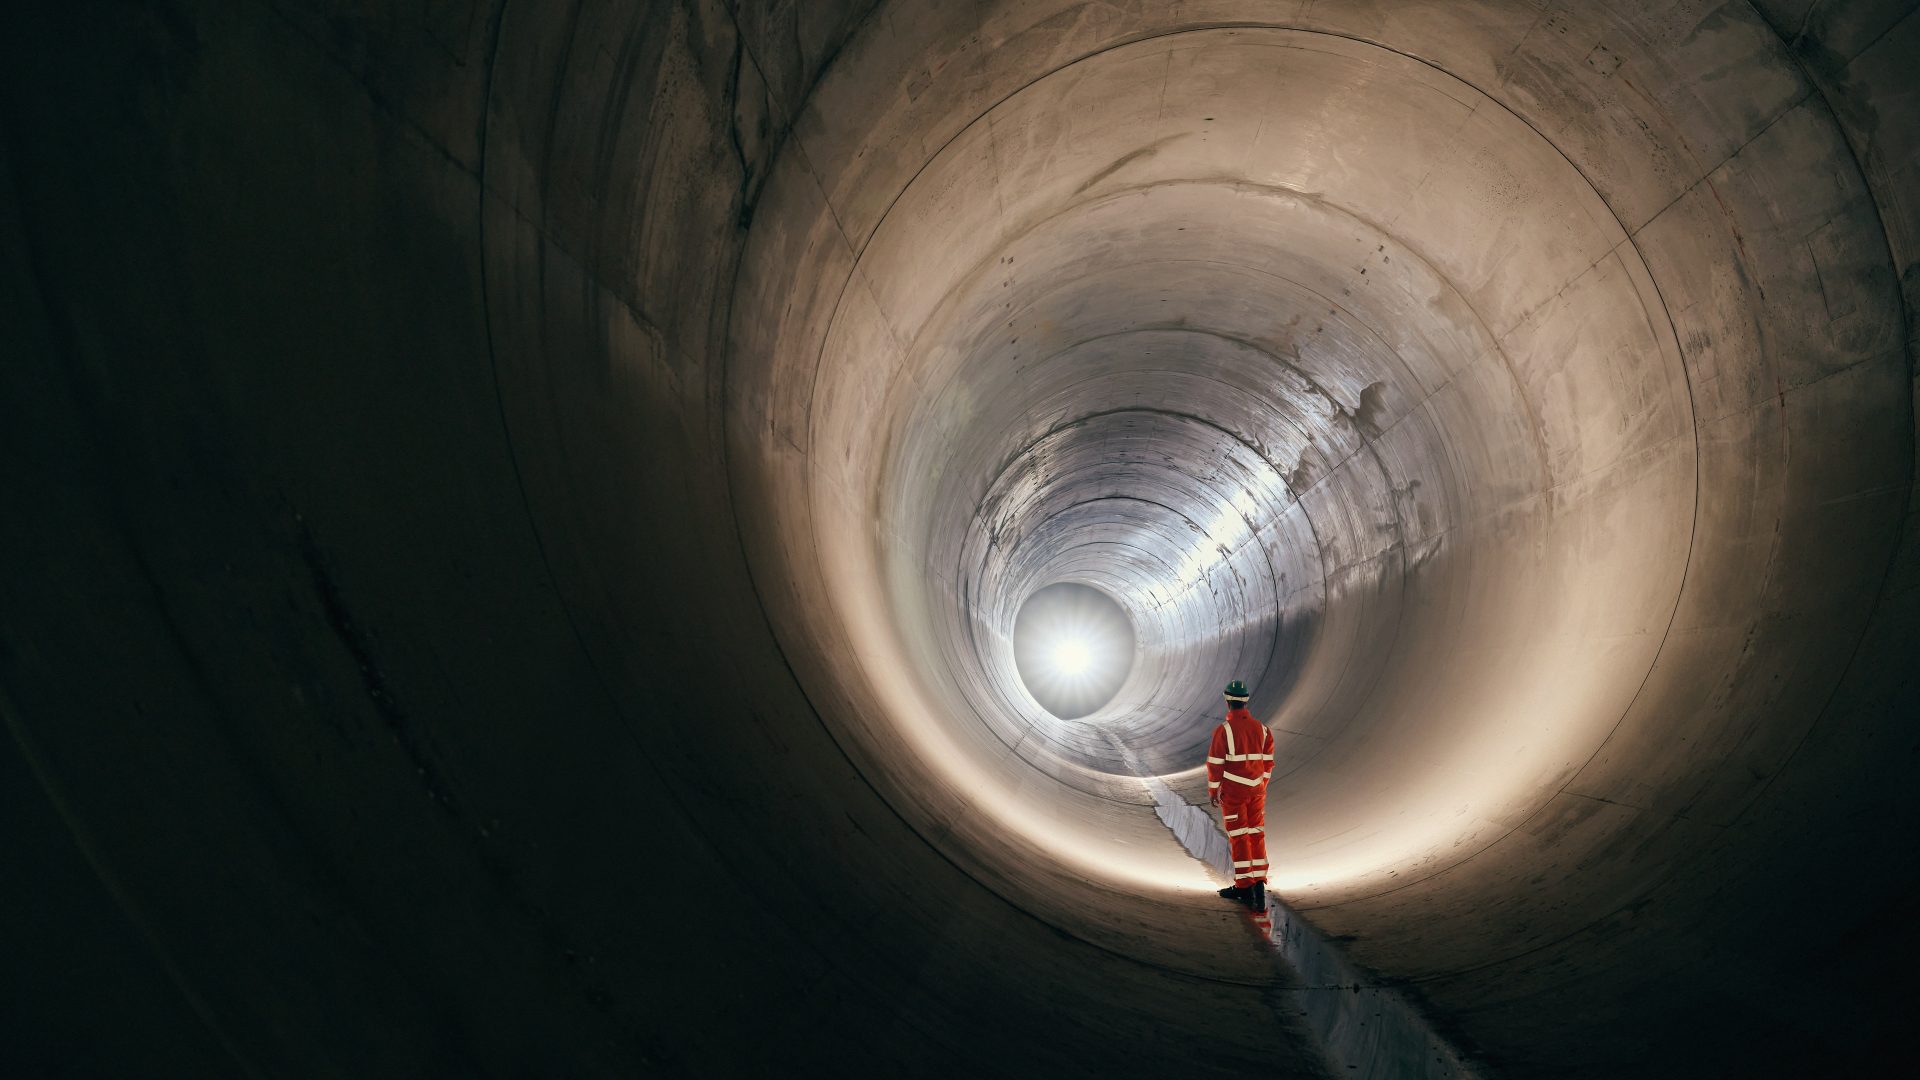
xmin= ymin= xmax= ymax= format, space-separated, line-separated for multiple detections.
xmin=2 ymin=2 xmax=1917 ymax=1078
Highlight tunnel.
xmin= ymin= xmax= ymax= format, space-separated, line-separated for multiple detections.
xmin=3 ymin=1 xmax=1917 ymax=1076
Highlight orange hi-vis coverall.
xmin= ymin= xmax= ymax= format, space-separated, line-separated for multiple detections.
xmin=1207 ymin=706 xmax=1274 ymax=887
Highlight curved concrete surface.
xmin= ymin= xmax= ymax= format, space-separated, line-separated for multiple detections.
xmin=3 ymin=2 xmax=1916 ymax=1077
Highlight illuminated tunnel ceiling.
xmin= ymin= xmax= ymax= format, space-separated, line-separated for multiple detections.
xmin=3 ymin=2 xmax=1916 ymax=1077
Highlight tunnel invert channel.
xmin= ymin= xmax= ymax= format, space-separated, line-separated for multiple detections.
xmin=4 ymin=1 xmax=1917 ymax=1077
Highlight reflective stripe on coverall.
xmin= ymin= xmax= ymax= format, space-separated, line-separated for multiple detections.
xmin=1206 ymin=706 xmax=1274 ymax=887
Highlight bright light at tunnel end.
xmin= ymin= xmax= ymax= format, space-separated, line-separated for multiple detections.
xmin=1013 ymin=583 xmax=1136 ymax=719
xmin=1051 ymin=638 xmax=1094 ymax=676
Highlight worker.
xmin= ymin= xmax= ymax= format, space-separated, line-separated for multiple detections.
xmin=1207 ymin=679 xmax=1274 ymax=912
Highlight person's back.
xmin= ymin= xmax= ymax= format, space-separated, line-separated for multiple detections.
xmin=1206 ymin=680 xmax=1273 ymax=911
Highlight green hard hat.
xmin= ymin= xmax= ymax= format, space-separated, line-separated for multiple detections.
xmin=1224 ymin=680 xmax=1250 ymax=701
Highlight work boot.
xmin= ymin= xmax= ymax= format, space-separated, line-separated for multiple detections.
xmin=1217 ymin=884 xmax=1248 ymax=903
xmin=1250 ymin=881 xmax=1267 ymax=913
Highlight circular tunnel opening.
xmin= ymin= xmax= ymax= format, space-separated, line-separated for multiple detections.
xmin=6 ymin=1 xmax=1916 ymax=1076
xmin=728 ymin=23 xmax=1744 ymax=901
xmin=1011 ymin=581 xmax=1136 ymax=719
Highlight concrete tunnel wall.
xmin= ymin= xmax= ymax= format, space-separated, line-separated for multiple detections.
xmin=2 ymin=2 xmax=1916 ymax=1077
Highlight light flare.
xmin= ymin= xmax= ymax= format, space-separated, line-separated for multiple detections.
xmin=1013 ymin=582 xmax=1136 ymax=719
xmin=1051 ymin=638 xmax=1093 ymax=675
